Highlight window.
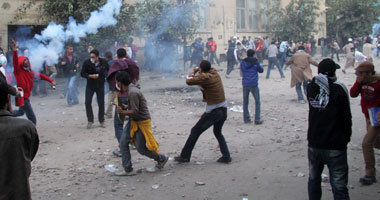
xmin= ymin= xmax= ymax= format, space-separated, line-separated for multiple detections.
xmin=248 ymin=0 xmax=257 ymax=30
xmin=236 ymin=0 xmax=246 ymax=30
xmin=237 ymin=0 xmax=276 ymax=31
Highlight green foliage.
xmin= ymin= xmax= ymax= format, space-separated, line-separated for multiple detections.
xmin=326 ymin=0 xmax=380 ymax=39
xmin=266 ymin=0 xmax=320 ymax=41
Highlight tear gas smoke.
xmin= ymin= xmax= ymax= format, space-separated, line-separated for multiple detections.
xmin=16 ymin=0 xmax=122 ymax=71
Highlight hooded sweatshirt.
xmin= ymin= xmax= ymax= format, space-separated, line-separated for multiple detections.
xmin=13 ymin=51 xmax=53 ymax=99
xmin=240 ymin=57 xmax=263 ymax=87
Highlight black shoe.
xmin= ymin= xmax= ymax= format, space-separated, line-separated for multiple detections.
xmin=112 ymin=151 xmax=122 ymax=157
xmin=174 ymin=156 xmax=190 ymax=163
xmin=255 ymin=120 xmax=264 ymax=125
xmin=360 ymin=175 xmax=377 ymax=185
xmin=217 ymin=157 xmax=232 ymax=164
xmin=156 ymin=156 xmax=169 ymax=169
xmin=244 ymin=120 xmax=252 ymax=124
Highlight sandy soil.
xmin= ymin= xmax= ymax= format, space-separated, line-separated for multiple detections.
xmin=25 ymin=56 xmax=380 ymax=200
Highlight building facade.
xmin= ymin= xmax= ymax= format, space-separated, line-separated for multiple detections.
xmin=0 ymin=0 xmax=326 ymax=54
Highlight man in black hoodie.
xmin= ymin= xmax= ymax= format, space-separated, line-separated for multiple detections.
xmin=81 ymin=49 xmax=109 ymax=129
xmin=306 ymin=58 xmax=352 ymax=200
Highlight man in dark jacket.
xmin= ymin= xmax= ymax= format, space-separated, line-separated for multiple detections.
xmin=240 ymin=49 xmax=264 ymax=124
xmin=59 ymin=45 xmax=80 ymax=105
xmin=0 ymin=81 xmax=39 ymax=200
xmin=306 ymin=58 xmax=352 ymax=200
xmin=81 ymin=49 xmax=109 ymax=129
xmin=174 ymin=60 xmax=231 ymax=164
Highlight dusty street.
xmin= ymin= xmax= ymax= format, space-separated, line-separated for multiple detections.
xmin=26 ymin=56 xmax=380 ymax=200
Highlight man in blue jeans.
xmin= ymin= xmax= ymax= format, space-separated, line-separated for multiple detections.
xmin=307 ymin=58 xmax=352 ymax=200
xmin=266 ymin=40 xmax=285 ymax=79
xmin=240 ymin=49 xmax=263 ymax=124
xmin=175 ymin=60 xmax=231 ymax=164
xmin=58 ymin=46 xmax=80 ymax=106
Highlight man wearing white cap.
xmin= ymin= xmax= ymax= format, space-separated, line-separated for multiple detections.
xmin=342 ymin=38 xmax=354 ymax=73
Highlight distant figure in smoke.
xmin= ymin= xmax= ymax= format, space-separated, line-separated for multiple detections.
xmin=330 ymin=40 xmax=340 ymax=62
xmin=10 ymin=40 xmax=56 ymax=125
xmin=342 ymin=38 xmax=355 ymax=74
xmin=285 ymin=46 xmax=318 ymax=104
xmin=81 ymin=49 xmax=109 ymax=129
xmin=123 ymin=42 xmax=133 ymax=59
xmin=58 ymin=46 xmax=80 ymax=106
xmin=107 ymin=48 xmax=139 ymax=157
xmin=206 ymin=37 xmax=220 ymax=66
xmin=175 ymin=60 xmax=231 ymax=164
xmin=105 ymin=51 xmax=115 ymax=118
xmin=129 ymin=37 xmax=138 ymax=62
xmin=114 ymin=71 xmax=168 ymax=176
xmin=225 ymin=40 xmax=238 ymax=78
xmin=362 ymin=37 xmax=376 ymax=63
xmin=190 ymin=38 xmax=204 ymax=68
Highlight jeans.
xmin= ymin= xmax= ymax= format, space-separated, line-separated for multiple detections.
xmin=120 ymin=120 xmax=165 ymax=172
xmin=13 ymin=98 xmax=36 ymax=125
xmin=85 ymin=85 xmax=105 ymax=123
xmin=362 ymin=118 xmax=380 ymax=176
xmin=296 ymin=80 xmax=309 ymax=101
xmin=266 ymin=57 xmax=285 ymax=78
xmin=243 ymin=86 xmax=261 ymax=123
xmin=226 ymin=60 xmax=235 ymax=75
xmin=66 ymin=76 xmax=78 ymax=104
xmin=330 ymin=49 xmax=340 ymax=61
xmin=279 ymin=52 xmax=287 ymax=68
xmin=322 ymin=46 xmax=327 ymax=57
xmin=208 ymin=51 xmax=220 ymax=65
xmin=114 ymin=96 xmax=128 ymax=144
xmin=180 ymin=107 xmax=230 ymax=160
xmin=308 ymin=147 xmax=349 ymax=200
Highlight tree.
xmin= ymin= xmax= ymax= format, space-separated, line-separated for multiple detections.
xmin=326 ymin=0 xmax=380 ymax=40
xmin=266 ymin=0 xmax=320 ymax=42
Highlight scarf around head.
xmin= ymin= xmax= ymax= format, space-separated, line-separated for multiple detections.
xmin=310 ymin=73 xmax=330 ymax=109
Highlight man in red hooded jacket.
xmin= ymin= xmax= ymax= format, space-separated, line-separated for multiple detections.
xmin=10 ymin=40 xmax=56 ymax=125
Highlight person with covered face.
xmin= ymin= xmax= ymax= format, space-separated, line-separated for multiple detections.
xmin=114 ymin=71 xmax=168 ymax=176
xmin=10 ymin=40 xmax=56 ymax=125
xmin=307 ymin=58 xmax=352 ymax=200
xmin=81 ymin=49 xmax=109 ymax=129
xmin=350 ymin=61 xmax=380 ymax=185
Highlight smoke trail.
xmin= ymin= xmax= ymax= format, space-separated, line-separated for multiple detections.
xmin=19 ymin=0 xmax=122 ymax=71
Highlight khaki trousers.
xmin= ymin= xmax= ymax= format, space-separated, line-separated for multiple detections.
xmin=362 ymin=118 xmax=380 ymax=176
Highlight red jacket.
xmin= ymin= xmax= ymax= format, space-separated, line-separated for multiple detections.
xmin=13 ymin=51 xmax=53 ymax=99
xmin=207 ymin=41 xmax=217 ymax=52
xmin=350 ymin=80 xmax=380 ymax=118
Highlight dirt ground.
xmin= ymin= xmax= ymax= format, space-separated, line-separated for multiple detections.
xmin=25 ymin=55 xmax=380 ymax=200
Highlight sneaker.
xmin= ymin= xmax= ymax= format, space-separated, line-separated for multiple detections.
xmin=217 ymin=157 xmax=232 ymax=164
xmin=359 ymin=175 xmax=377 ymax=185
xmin=244 ymin=120 xmax=252 ymax=124
xmin=255 ymin=120 xmax=263 ymax=125
xmin=87 ymin=122 xmax=93 ymax=129
xmin=100 ymin=122 xmax=106 ymax=128
xmin=114 ymin=170 xmax=137 ymax=176
xmin=174 ymin=156 xmax=190 ymax=163
xmin=156 ymin=156 xmax=169 ymax=169
xmin=112 ymin=151 xmax=122 ymax=157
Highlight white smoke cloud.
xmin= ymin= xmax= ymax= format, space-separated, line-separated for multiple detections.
xmin=23 ymin=0 xmax=122 ymax=71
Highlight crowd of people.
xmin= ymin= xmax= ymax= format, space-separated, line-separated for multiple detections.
xmin=0 ymin=32 xmax=380 ymax=199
